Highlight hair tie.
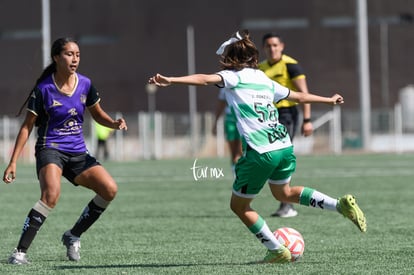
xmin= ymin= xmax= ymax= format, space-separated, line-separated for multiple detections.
xmin=216 ymin=31 xmax=242 ymax=55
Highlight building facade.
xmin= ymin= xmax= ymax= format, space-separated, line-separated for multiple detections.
xmin=0 ymin=0 xmax=413 ymax=115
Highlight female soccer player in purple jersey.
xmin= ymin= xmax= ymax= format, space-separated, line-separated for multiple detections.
xmin=3 ymin=37 xmax=128 ymax=264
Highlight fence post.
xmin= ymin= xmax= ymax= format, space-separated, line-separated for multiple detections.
xmin=139 ymin=112 xmax=150 ymax=160
xmin=154 ymin=111 xmax=162 ymax=159
xmin=394 ymin=103 xmax=403 ymax=153
xmin=332 ymin=105 xmax=342 ymax=154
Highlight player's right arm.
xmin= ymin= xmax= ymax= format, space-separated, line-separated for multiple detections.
xmin=149 ymin=73 xmax=223 ymax=87
xmin=3 ymin=111 xmax=37 ymax=183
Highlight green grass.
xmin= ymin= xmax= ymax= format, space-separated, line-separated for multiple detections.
xmin=1 ymin=154 xmax=414 ymax=274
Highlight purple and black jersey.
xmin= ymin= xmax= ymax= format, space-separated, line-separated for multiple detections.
xmin=27 ymin=73 xmax=100 ymax=153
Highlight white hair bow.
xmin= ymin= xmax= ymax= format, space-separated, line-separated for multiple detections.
xmin=216 ymin=31 xmax=242 ymax=55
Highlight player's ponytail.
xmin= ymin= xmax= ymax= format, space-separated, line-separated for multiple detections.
xmin=16 ymin=63 xmax=56 ymax=116
xmin=219 ymin=29 xmax=259 ymax=71
xmin=16 ymin=37 xmax=76 ymax=116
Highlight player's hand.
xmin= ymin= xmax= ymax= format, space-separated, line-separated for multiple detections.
xmin=148 ymin=74 xmax=171 ymax=87
xmin=115 ymin=118 xmax=128 ymax=131
xmin=332 ymin=94 xmax=344 ymax=105
xmin=3 ymin=163 xmax=16 ymax=184
xmin=301 ymin=122 xmax=313 ymax=137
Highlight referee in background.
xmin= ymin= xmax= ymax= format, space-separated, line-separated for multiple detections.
xmin=259 ymin=33 xmax=313 ymax=218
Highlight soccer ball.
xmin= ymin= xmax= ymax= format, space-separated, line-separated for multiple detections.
xmin=274 ymin=227 xmax=305 ymax=262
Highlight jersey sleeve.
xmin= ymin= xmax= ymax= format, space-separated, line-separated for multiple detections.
xmin=86 ymin=84 xmax=101 ymax=107
xmin=216 ymin=70 xmax=239 ymax=88
xmin=272 ymin=81 xmax=290 ymax=103
xmin=286 ymin=63 xmax=305 ymax=79
xmin=27 ymin=88 xmax=43 ymax=116
xmin=218 ymin=88 xmax=226 ymax=100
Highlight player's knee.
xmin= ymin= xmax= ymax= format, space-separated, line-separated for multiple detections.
xmin=230 ymin=199 xmax=249 ymax=216
xmin=273 ymin=192 xmax=289 ymax=202
xmin=41 ymin=199 xmax=58 ymax=209
xmin=107 ymin=184 xmax=118 ymax=201
xmin=229 ymin=199 xmax=240 ymax=214
xmin=41 ymin=192 xmax=60 ymax=208
xmin=101 ymin=182 xmax=118 ymax=201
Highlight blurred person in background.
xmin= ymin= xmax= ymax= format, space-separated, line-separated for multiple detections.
xmin=95 ymin=121 xmax=114 ymax=160
xmin=259 ymin=33 xmax=313 ymax=218
xmin=212 ymin=88 xmax=243 ymax=175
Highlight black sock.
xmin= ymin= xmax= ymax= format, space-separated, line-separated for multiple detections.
xmin=17 ymin=209 xmax=46 ymax=253
xmin=70 ymin=200 xmax=106 ymax=237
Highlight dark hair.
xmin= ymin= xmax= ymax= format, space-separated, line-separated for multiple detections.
xmin=17 ymin=37 xmax=78 ymax=116
xmin=262 ymin=33 xmax=283 ymax=46
xmin=219 ymin=29 xmax=259 ymax=71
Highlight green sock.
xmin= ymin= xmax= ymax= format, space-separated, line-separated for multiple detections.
xmin=299 ymin=187 xmax=338 ymax=211
xmin=299 ymin=187 xmax=315 ymax=206
xmin=248 ymin=216 xmax=281 ymax=250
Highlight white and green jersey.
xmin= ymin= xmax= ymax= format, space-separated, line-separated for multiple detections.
xmin=217 ymin=68 xmax=292 ymax=154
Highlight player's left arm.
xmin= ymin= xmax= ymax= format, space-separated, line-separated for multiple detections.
xmin=86 ymin=84 xmax=127 ymax=131
xmin=89 ymin=103 xmax=128 ymax=131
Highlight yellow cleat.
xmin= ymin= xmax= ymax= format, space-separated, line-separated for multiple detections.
xmin=260 ymin=246 xmax=292 ymax=264
xmin=337 ymin=194 xmax=367 ymax=232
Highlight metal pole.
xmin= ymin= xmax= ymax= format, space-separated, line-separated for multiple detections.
xmin=139 ymin=112 xmax=150 ymax=160
xmin=41 ymin=0 xmax=51 ymax=67
xmin=187 ymin=25 xmax=198 ymax=156
xmin=394 ymin=103 xmax=403 ymax=153
xmin=380 ymin=22 xmax=389 ymax=107
xmin=146 ymin=84 xmax=157 ymax=159
xmin=356 ymin=0 xmax=371 ymax=150
xmin=332 ymin=105 xmax=342 ymax=154
xmin=154 ymin=112 xmax=162 ymax=159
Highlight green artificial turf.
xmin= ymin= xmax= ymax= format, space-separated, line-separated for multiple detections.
xmin=1 ymin=153 xmax=413 ymax=274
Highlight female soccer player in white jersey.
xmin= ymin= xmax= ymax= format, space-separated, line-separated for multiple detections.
xmin=3 ymin=37 xmax=127 ymax=264
xmin=149 ymin=30 xmax=366 ymax=264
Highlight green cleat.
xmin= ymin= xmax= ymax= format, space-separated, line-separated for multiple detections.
xmin=260 ymin=246 xmax=292 ymax=264
xmin=337 ymin=194 xmax=367 ymax=232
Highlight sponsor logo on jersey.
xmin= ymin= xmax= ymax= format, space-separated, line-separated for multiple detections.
xmin=51 ymin=99 xmax=62 ymax=107
xmin=80 ymin=94 xmax=86 ymax=104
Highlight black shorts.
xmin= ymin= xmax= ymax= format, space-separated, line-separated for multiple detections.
xmin=35 ymin=148 xmax=100 ymax=185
